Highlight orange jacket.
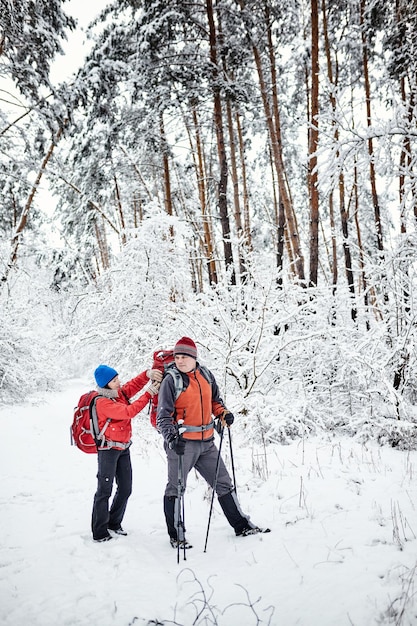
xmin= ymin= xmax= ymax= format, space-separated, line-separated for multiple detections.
xmin=95 ymin=371 xmax=152 ymax=448
xmin=157 ymin=365 xmax=225 ymax=442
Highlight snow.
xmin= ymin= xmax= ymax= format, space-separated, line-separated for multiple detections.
xmin=1 ymin=380 xmax=417 ymax=625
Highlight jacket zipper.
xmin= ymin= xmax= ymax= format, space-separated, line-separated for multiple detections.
xmin=194 ymin=371 xmax=205 ymax=441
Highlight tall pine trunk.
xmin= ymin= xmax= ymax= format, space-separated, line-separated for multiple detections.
xmin=235 ymin=111 xmax=252 ymax=253
xmin=1 ymin=126 xmax=63 ymax=286
xmin=308 ymin=0 xmax=320 ymax=286
xmin=189 ymin=103 xmax=218 ymax=285
xmin=206 ymin=0 xmax=235 ymax=284
xmin=321 ymin=0 xmax=337 ymax=287
xmin=113 ymin=169 xmax=126 ymax=246
xmin=225 ymin=95 xmax=247 ymax=281
xmin=160 ymin=111 xmax=174 ymax=239
xmin=248 ymin=0 xmax=305 ymax=283
xmin=360 ymin=0 xmax=383 ymax=253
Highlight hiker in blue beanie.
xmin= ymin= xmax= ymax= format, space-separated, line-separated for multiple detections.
xmin=91 ymin=364 xmax=162 ymax=542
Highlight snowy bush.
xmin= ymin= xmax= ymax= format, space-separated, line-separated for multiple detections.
xmin=2 ymin=223 xmax=417 ymax=451
xmin=0 ymin=265 xmax=66 ymax=402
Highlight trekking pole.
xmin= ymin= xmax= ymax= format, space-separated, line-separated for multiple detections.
xmin=203 ymin=424 xmax=225 ymax=553
xmin=176 ymin=453 xmax=186 ymax=563
xmin=228 ymin=426 xmax=237 ymax=495
xmin=175 ymin=419 xmax=186 ymax=564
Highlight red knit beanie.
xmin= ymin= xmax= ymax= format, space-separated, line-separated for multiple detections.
xmin=174 ymin=336 xmax=197 ymax=359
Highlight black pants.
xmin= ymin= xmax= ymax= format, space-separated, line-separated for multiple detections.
xmin=91 ymin=447 xmax=132 ymax=540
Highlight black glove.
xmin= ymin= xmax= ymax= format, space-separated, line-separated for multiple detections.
xmin=215 ymin=410 xmax=234 ymax=432
xmin=169 ymin=435 xmax=186 ymax=455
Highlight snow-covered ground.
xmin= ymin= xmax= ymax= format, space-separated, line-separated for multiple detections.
xmin=1 ymin=380 xmax=416 ymax=625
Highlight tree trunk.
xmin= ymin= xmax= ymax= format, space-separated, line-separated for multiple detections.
xmin=259 ymin=0 xmax=306 ymax=283
xmin=235 ymin=111 xmax=252 ymax=253
xmin=352 ymin=162 xmax=371 ymax=329
xmin=94 ymin=219 xmax=110 ymax=272
xmin=160 ymin=111 xmax=174 ymax=239
xmin=206 ymin=0 xmax=235 ymax=284
xmin=268 ymin=143 xmax=291 ymax=281
xmin=308 ymin=0 xmax=320 ymax=286
xmin=133 ymin=193 xmax=143 ymax=229
xmin=225 ymin=95 xmax=247 ymax=281
xmin=339 ymin=166 xmax=357 ymax=321
xmin=322 ymin=0 xmax=357 ymax=319
xmin=189 ymin=103 xmax=218 ymax=284
xmin=1 ymin=125 xmax=64 ymax=286
xmin=360 ymin=0 xmax=383 ymax=252
xmin=113 ymin=171 xmax=126 ymax=246
xmin=321 ymin=0 xmax=337 ymax=286
xmin=398 ymin=77 xmax=415 ymax=234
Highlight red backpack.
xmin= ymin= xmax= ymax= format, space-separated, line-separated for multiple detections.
xmin=71 ymin=390 xmax=109 ymax=453
xmin=149 ymin=350 xmax=176 ymax=428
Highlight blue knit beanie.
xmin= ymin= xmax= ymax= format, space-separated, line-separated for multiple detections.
xmin=94 ymin=364 xmax=118 ymax=387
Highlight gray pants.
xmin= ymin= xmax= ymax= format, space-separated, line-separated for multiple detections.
xmin=164 ymin=438 xmax=234 ymax=498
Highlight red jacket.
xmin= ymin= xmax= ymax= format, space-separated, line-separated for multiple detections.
xmin=95 ymin=371 xmax=151 ymax=448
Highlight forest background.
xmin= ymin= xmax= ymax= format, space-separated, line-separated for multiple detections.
xmin=1 ymin=0 xmax=417 ymax=451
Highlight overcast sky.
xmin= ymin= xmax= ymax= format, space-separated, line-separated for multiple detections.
xmin=51 ymin=0 xmax=104 ymax=82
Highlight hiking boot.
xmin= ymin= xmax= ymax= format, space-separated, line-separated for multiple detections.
xmin=236 ymin=525 xmax=271 ymax=537
xmin=94 ymin=535 xmax=113 ymax=542
xmin=109 ymin=527 xmax=128 ymax=536
xmin=170 ymin=537 xmax=193 ymax=549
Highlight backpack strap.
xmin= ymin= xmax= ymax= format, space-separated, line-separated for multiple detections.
xmin=165 ymin=366 xmax=184 ymax=400
xmin=165 ymin=364 xmax=213 ymax=401
xmin=90 ymin=395 xmax=110 ymax=446
xmin=90 ymin=396 xmax=130 ymax=450
xmin=198 ymin=365 xmax=213 ymax=386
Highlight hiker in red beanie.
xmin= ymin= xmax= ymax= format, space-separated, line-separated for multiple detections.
xmin=157 ymin=336 xmax=269 ymax=549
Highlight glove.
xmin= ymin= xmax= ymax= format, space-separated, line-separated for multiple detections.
xmin=147 ymin=369 xmax=163 ymax=382
xmin=223 ymin=411 xmax=234 ymax=426
xmin=169 ymin=435 xmax=186 ymax=456
xmin=220 ymin=410 xmax=234 ymax=427
xmin=215 ymin=410 xmax=234 ymax=433
xmin=146 ymin=381 xmax=160 ymax=397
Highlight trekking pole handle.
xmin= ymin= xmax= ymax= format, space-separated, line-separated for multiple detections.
xmin=177 ymin=419 xmax=186 ymax=436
